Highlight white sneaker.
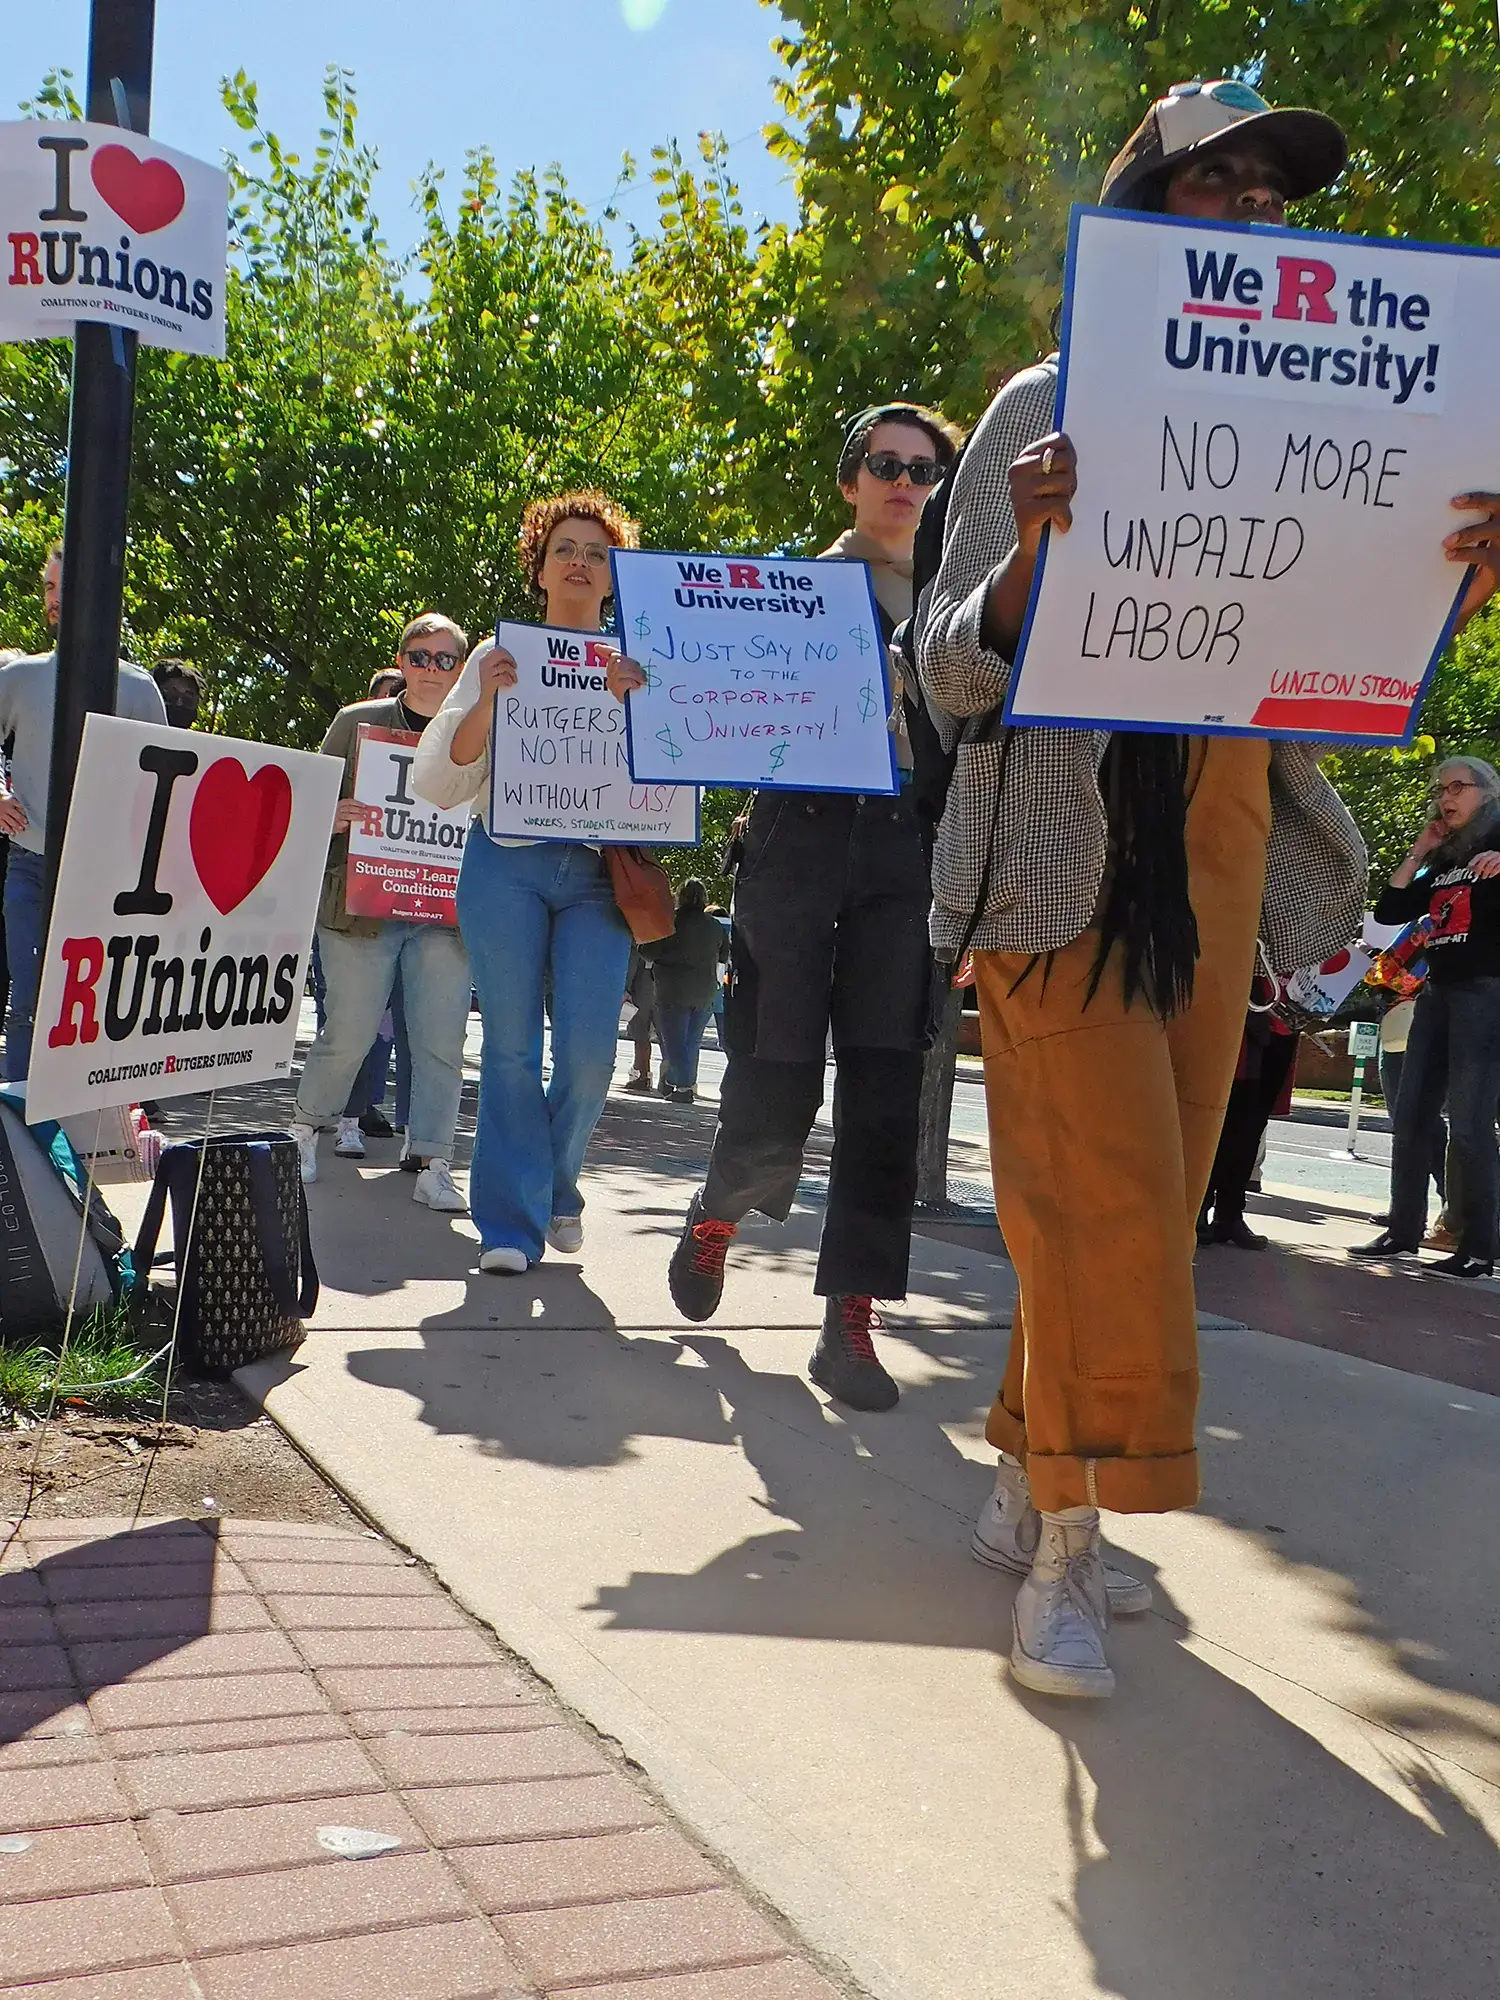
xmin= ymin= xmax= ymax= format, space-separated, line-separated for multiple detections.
xmin=290 ymin=1120 xmax=318 ymax=1185
xmin=334 ymin=1116 xmax=365 ymax=1159
xmin=546 ymin=1214 xmax=583 ymax=1254
xmin=971 ymin=1456 xmax=1152 ymax=1615
xmin=479 ymin=1246 xmax=528 ymax=1275
xmin=413 ymin=1160 xmax=468 ymax=1213
xmin=1010 ymin=1512 xmax=1115 ymax=1699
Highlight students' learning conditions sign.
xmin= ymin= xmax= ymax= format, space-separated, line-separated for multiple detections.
xmin=345 ymin=726 xmax=467 ymax=924
xmin=27 ymin=717 xmax=340 ymax=1124
xmin=611 ymin=550 xmax=898 ymax=793
xmin=0 ymin=121 xmax=228 ymax=358
xmin=1006 ymin=208 xmax=1500 ymax=745
xmin=483 ymin=621 xmax=699 ymax=845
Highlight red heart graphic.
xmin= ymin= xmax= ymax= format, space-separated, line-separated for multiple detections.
xmin=90 ymin=144 xmax=186 ymax=234
xmin=188 ymin=759 xmax=294 ymax=915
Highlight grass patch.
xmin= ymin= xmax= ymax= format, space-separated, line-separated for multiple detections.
xmin=0 ymin=1305 xmax=164 ymax=1417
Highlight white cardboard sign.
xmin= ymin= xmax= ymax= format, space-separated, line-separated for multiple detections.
xmin=345 ymin=725 xmax=468 ymax=924
xmin=0 ymin=120 xmax=228 ymax=357
xmin=611 ymin=550 xmax=897 ymax=793
xmin=1007 ymin=208 xmax=1500 ymax=744
xmin=27 ymin=716 xmax=341 ymax=1123
xmin=482 ymin=620 xmax=699 ymax=844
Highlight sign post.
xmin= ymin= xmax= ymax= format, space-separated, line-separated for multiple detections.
xmin=43 ymin=0 xmax=158 ymax=918
xmin=1336 ymin=1017 xmax=1381 ymax=1160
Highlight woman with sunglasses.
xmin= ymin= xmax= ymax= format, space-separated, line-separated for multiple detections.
xmin=292 ymin=613 xmax=474 ymax=1212
xmin=414 ymin=493 xmax=641 ymax=1274
xmin=665 ymin=404 xmax=963 ymax=1413
xmin=1354 ymin=756 xmax=1500 ymax=1277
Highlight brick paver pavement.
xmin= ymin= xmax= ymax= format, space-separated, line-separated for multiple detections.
xmin=0 ymin=1516 xmax=848 ymax=1999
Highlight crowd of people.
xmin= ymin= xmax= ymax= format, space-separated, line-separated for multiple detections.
xmin=6 ymin=77 xmax=1500 ymax=1706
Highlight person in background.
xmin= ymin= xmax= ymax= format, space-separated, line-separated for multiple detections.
xmin=0 ymin=544 xmax=167 ymax=1080
xmin=664 ymin=401 xmax=961 ymax=1414
xmin=706 ymin=902 xmax=731 ymax=1047
xmin=1355 ymin=757 xmax=1500 ymax=1277
xmin=291 ymin=614 xmax=473 ymax=1211
xmin=413 ymin=492 xmax=642 ymax=1274
xmin=642 ymin=878 xmax=729 ymax=1103
xmin=151 ymin=659 xmax=204 ymax=730
xmin=342 ymin=664 xmax=414 ymax=1148
xmin=917 ymin=80 xmax=1379 ymax=1700
xmin=622 ymin=947 xmax=659 ymax=1093
xmin=1373 ymin=943 xmax=1452 ymax=1247
xmin=1197 ymin=980 xmax=1297 ymax=1250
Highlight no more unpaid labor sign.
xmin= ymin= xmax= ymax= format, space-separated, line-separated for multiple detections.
xmin=1007 ymin=208 xmax=1500 ymax=745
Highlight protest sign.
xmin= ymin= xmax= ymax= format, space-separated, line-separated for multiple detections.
xmin=1285 ymin=918 xmax=1410 ymax=1017
xmin=346 ymin=725 xmax=468 ymax=923
xmin=0 ymin=120 xmax=227 ymax=358
xmin=27 ymin=716 xmax=341 ymax=1124
xmin=1007 ymin=208 xmax=1500 ymax=744
xmin=611 ymin=550 xmax=897 ymax=793
xmin=484 ymin=620 xmax=699 ymax=844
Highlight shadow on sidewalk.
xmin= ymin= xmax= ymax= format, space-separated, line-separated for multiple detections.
xmin=1036 ymin=1576 xmax=1499 ymax=2000
xmin=2 ymin=1520 xmax=219 ymax=1746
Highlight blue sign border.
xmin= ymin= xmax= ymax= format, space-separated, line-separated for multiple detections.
xmin=610 ymin=547 xmax=900 ymax=797
xmin=485 ymin=618 xmax=701 ymax=846
xmin=1002 ymin=204 xmax=1489 ymax=749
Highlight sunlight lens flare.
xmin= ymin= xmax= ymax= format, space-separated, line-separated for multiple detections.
xmin=622 ymin=0 xmax=671 ymax=26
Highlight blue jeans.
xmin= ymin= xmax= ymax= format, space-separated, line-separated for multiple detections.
xmin=296 ymin=922 xmax=471 ymax=1160
xmin=657 ymin=1003 xmax=713 ymax=1089
xmin=1389 ymin=979 xmax=1500 ymax=1259
xmin=2 ymin=845 xmax=47 ymax=1081
xmin=457 ymin=835 xmax=631 ymax=1259
xmin=346 ymin=968 xmax=410 ymax=1123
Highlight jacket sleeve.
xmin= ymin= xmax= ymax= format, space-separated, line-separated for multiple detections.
xmin=917 ymin=362 xmax=1059 ymax=721
xmin=1374 ymin=878 xmax=1434 ymax=925
xmin=413 ymin=657 xmax=488 ymax=810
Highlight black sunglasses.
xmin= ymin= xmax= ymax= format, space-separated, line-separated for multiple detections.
xmin=403 ymin=647 xmax=462 ymax=671
xmin=863 ymin=450 xmax=944 ymax=487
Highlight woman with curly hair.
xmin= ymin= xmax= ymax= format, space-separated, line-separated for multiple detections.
xmin=414 ymin=491 xmax=642 ymax=1274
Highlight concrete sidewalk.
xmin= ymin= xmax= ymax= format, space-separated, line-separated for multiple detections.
xmin=205 ymin=1082 xmax=1500 ymax=2000
xmin=0 ymin=1512 xmax=843 ymax=1998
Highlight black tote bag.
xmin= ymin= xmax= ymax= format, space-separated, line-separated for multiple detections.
xmin=132 ymin=1132 xmax=319 ymax=1378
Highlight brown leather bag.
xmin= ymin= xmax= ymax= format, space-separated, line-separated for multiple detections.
xmin=604 ymin=845 xmax=676 ymax=943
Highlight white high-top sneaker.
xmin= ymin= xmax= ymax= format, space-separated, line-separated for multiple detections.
xmin=971 ymin=1456 xmax=1152 ymax=1615
xmin=1010 ymin=1510 xmax=1114 ymax=1699
xmin=290 ymin=1121 xmax=318 ymax=1185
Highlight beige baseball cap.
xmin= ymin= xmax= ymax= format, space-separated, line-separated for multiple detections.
xmin=1101 ymin=78 xmax=1347 ymax=211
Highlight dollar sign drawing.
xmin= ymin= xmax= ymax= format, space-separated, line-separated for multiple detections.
xmin=767 ymin=743 xmax=788 ymax=777
xmin=849 ymin=623 xmax=872 ymax=655
xmin=642 ymin=661 xmax=661 ymax=690
xmin=633 ymin=611 xmax=653 ymax=640
xmin=655 ymin=725 xmax=684 ymax=764
xmin=857 ymin=679 xmax=878 ymax=723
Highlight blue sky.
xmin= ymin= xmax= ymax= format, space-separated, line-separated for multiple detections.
xmin=6 ymin=0 xmax=798 ymax=252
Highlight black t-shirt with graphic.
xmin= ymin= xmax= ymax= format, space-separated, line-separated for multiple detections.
xmin=1376 ymin=863 xmax=1500 ymax=984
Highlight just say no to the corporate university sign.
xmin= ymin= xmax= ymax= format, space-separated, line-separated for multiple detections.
xmin=1008 ymin=208 xmax=1500 ymax=744
xmin=0 ymin=120 xmax=227 ymax=357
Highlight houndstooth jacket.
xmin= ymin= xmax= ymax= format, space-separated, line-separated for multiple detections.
xmin=915 ymin=358 xmax=1367 ymax=970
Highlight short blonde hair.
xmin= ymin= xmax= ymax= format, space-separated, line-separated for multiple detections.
xmin=398 ymin=611 xmax=468 ymax=656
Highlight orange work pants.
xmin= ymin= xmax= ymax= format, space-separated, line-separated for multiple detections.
xmin=972 ymin=739 xmax=1271 ymax=1513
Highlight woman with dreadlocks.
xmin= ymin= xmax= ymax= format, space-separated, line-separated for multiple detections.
xmin=920 ymin=78 xmax=1500 ymax=1701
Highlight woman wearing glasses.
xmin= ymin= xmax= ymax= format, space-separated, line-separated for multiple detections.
xmin=292 ymin=613 xmax=474 ymax=1211
xmin=666 ymin=404 xmax=963 ymax=1413
xmin=1355 ymin=757 xmax=1500 ymax=1277
xmin=414 ymin=493 xmax=641 ymax=1274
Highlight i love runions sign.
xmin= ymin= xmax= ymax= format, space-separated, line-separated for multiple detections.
xmin=0 ymin=120 xmax=227 ymax=357
xmin=26 ymin=717 xmax=341 ymax=1124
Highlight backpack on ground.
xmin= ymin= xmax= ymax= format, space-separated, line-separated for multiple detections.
xmin=131 ymin=1132 xmax=318 ymax=1379
xmin=0 ymin=1087 xmax=131 ymax=1343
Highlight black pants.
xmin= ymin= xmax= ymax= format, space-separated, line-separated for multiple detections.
xmin=1390 ymin=979 xmax=1500 ymax=1258
xmin=702 ymin=790 xmax=932 ymax=1298
xmin=1202 ymin=1031 xmax=1298 ymax=1227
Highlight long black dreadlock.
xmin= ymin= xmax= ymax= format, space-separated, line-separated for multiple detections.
xmin=1088 ymin=732 xmax=1200 ymax=1017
